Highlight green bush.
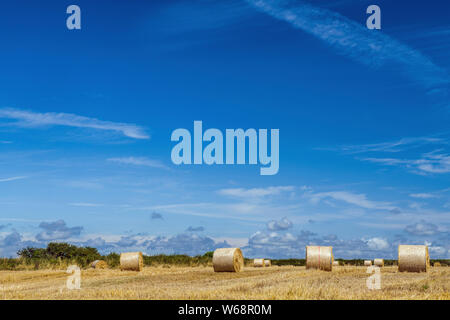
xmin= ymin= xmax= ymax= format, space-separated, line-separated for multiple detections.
xmin=0 ymin=258 xmax=22 ymax=270
xmin=203 ymin=251 xmax=214 ymax=258
xmin=272 ymin=259 xmax=305 ymax=266
xmin=15 ymin=242 xmax=101 ymax=269
xmin=104 ymin=253 xmax=120 ymax=268
xmin=143 ymin=254 xmax=211 ymax=266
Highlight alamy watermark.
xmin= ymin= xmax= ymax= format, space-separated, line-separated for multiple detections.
xmin=171 ymin=121 xmax=279 ymax=175
xmin=366 ymin=266 xmax=381 ymax=290
xmin=66 ymin=5 xmax=81 ymax=30
xmin=66 ymin=265 xmax=81 ymax=290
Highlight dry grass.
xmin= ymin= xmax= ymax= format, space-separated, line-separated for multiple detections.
xmin=0 ymin=266 xmax=448 ymax=300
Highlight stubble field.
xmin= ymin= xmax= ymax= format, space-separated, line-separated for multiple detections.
xmin=0 ymin=265 xmax=448 ymax=300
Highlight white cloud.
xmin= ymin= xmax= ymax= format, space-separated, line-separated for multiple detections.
xmin=366 ymin=237 xmax=389 ymax=250
xmin=414 ymin=152 xmax=450 ymax=174
xmin=137 ymin=199 xmax=303 ymax=223
xmin=0 ymin=176 xmax=27 ymax=183
xmin=267 ymin=217 xmax=293 ymax=231
xmin=363 ymin=151 xmax=450 ymax=174
xmin=338 ymin=136 xmax=446 ymax=154
xmin=0 ymin=108 xmax=149 ymax=139
xmin=212 ymin=237 xmax=248 ymax=248
xmin=409 ymin=193 xmax=438 ymax=199
xmin=409 ymin=202 xmax=423 ymax=210
xmin=243 ymin=229 xmax=409 ymax=259
xmin=218 ymin=186 xmax=294 ymax=199
xmin=69 ymin=203 xmax=105 ymax=207
xmin=307 ymin=191 xmax=394 ymax=210
xmin=325 ymin=134 xmax=450 ymax=175
xmin=404 ymin=220 xmax=441 ymax=236
xmin=107 ymin=157 xmax=168 ymax=169
xmin=429 ymin=246 xmax=448 ymax=256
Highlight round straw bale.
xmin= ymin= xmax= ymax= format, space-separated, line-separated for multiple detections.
xmin=120 ymin=252 xmax=143 ymax=271
xmin=374 ymin=259 xmax=384 ymax=267
xmin=332 ymin=261 xmax=339 ymax=266
xmin=364 ymin=260 xmax=372 ymax=266
xmin=253 ymin=258 xmax=265 ymax=267
xmin=433 ymin=262 xmax=441 ymax=267
xmin=91 ymin=260 xmax=108 ymax=269
xmin=213 ymin=248 xmax=244 ymax=272
xmin=398 ymin=245 xmax=429 ymax=273
xmin=264 ymin=259 xmax=271 ymax=267
xmin=306 ymin=246 xmax=333 ymax=271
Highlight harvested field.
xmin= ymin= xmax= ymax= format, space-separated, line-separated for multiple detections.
xmin=0 ymin=266 xmax=448 ymax=300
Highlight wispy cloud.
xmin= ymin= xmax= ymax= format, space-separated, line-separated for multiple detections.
xmin=0 ymin=108 xmax=149 ymax=139
xmin=404 ymin=220 xmax=444 ymax=236
xmin=335 ymin=136 xmax=447 ymax=154
xmin=306 ymin=190 xmax=395 ymax=210
xmin=0 ymin=218 xmax=41 ymax=223
xmin=107 ymin=157 xmax=168 ymax=169
xmin=363 ymin=150 xmax=450 ymax=174
xmin=324 ymin=134 xmax=450 ymax=175
xmin=69 ymin=202 xmax=105 ymax=207
xmin=246 ymin=0 xmax=449 ymax=93
xmin=0 ymin=176 xmax=27 ymax=183
xmin=409 ymin=193 xmax=439 ymax=199
xmin=218 ymin=186 xmax=294 ymax=199
xmin=140 ymin=200 xmax=300 ymax=223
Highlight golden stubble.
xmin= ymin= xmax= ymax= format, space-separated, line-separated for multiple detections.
xmin=0 ymin=265 xmax=448 ymax=300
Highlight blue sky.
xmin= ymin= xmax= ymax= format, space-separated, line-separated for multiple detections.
xmin=0 ymin=0 xmax=449 ymax=259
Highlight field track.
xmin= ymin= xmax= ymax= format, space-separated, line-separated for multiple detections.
xmin=0 ymin=266 xmax=448 ymax=300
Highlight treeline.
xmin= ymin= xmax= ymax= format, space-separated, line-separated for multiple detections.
xmin=5 ymin=242 xmax=120 ymax=270
xmin=270 ymin=259 xmax=449 ymax=266
xmin=0 ymin=243 xmax=217 ymax=270
xmin=268 ymin=259 xmax=399 ymax=267
xmin=0 ymin=243 xmax=448 ymax=270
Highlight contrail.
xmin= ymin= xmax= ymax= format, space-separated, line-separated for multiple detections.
xmin=0 ymin=176 xmax=27 ymax=183
xmin=246 ymin=0 xmax=449 ymax=94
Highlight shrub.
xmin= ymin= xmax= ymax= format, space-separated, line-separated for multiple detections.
xmin=16 ymin=242 xmax=101 ymax=268
xmin=104 ymin=253 xmax=120 ymax=268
